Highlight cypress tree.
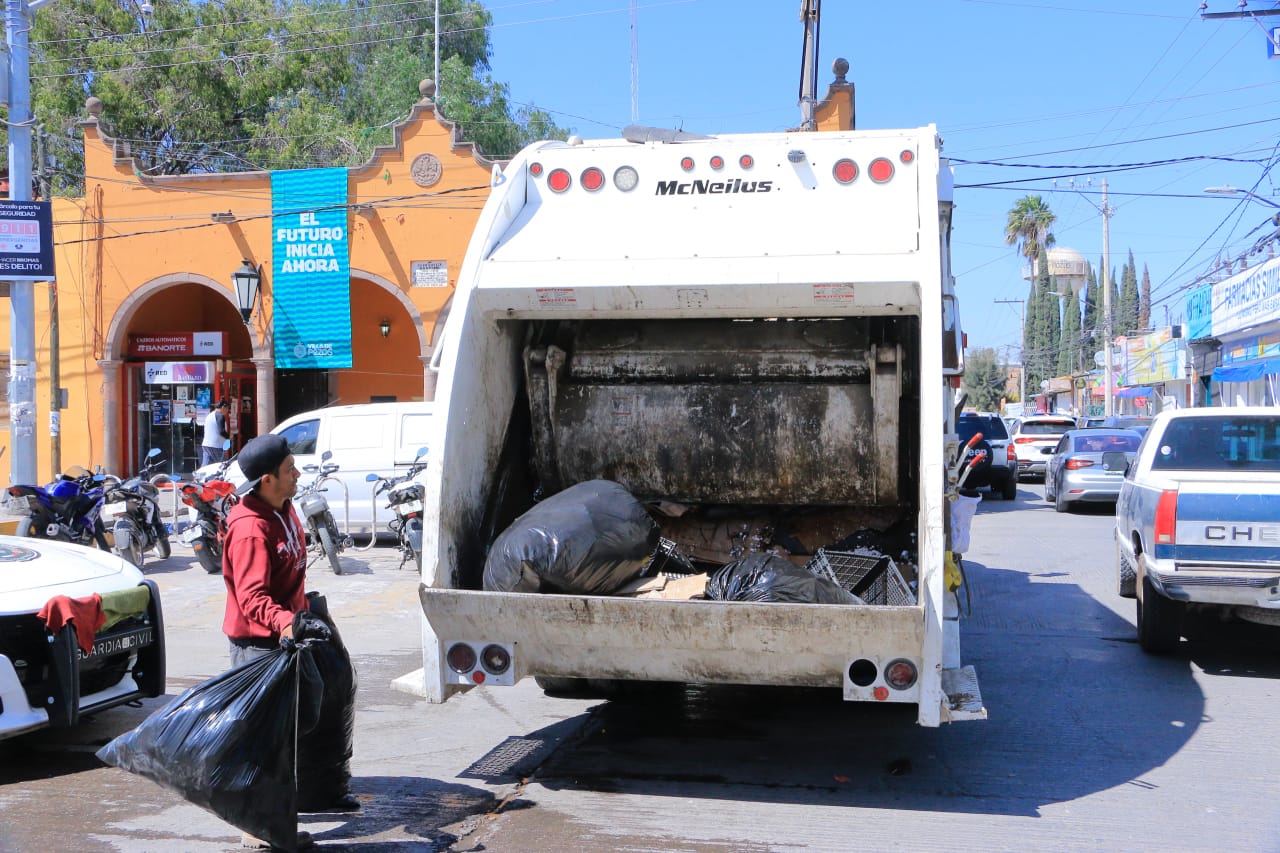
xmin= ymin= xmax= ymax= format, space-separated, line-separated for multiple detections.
xmin=1139 ymin=264 xmax=1152 ymax=330
xmin=1059 ymin=287 xmax=1081 ymax=375
xmin=1118 ymin=250 xmax=1138 ymax=335
xmin=1083 ymin=263 xmax=1099 ymax=358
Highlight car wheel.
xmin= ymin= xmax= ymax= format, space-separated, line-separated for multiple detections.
xmin=1001 ymin=473 xmax=1017 ymax=501
xmin=1043 ymin=474 xmax=1054 ymax=503
xmin=1117 ymin=538 xmax=1136 ymax=598
xmin=1055 ymin=485 xmax=1071 ymax=513
xmin=1137 ymin=562 xmax=1181 ymax=654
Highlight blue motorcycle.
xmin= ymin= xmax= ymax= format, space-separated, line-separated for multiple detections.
xmin=6 ymin=466 xmax=110 ymax=550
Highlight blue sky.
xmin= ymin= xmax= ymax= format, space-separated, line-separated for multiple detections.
xmin=482 ymin=0 xmax=1279 ymax=362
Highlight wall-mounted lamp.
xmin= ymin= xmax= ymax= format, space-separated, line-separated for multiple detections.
xmin=379 ymin=319 xmax=391 ymax=338
xmin=232 ymin=259 xmax=262 ymax=325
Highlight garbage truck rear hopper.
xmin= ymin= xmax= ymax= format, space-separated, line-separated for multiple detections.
xmin=413 ymin=126 xmax=984 ymax=726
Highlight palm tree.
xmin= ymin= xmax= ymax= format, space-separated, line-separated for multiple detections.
xmin=1004 ymin=195 xmax=1057 ymax=271
xmin=1005 ymin=196 xmax=1057 ymax=399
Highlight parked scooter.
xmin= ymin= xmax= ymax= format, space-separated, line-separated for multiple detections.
xmin=296 ymin=450 xmax=349 ymax=575
xmin=178 ymin=440 xmax=237 ymax=574
xmin=365 ymin=446 xmax=429 ymax=572
xmin=7 ymin=466 xmax=110 ymax=550
xmin=100 ymin=448 xmax=172 ymax=568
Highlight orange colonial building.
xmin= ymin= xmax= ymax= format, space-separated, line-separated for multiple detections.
xmin=1 ymin=79 xmax=494 ymax=482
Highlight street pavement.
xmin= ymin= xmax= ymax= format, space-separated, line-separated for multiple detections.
xmin=0 ymin=536 xmax=599 ymax=852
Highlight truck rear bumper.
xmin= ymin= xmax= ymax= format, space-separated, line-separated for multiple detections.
xmin=1148 ymin=565 xmax=1280 ymax=607
xmin=416 ymin=586 xmax=984 ymax=724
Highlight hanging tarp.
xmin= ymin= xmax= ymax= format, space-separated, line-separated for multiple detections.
xmin=1115 ymin=386 xmax=1153 ymax=399
xmin=1213 ymin=356 xmax=1280 ymax=383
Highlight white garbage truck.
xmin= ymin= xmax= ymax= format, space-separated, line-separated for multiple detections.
xmin=413 ymin=124 xmax=984 ymax=726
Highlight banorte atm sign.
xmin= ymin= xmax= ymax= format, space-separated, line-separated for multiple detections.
xmin=128 ymin=332 xmax=226 ymax=357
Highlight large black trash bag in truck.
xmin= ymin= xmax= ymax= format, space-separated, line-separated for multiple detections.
xmin=707 ymin=552 xmax=859 ymax=605
xmin=296 ymin=596 xmax=357 ymax=812
xmin=484 ymin=479 xmax=660 ymax=595
xmin=97 ymin=638 xmax=325 ymax=852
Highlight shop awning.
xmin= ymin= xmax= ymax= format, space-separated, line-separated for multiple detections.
xmin=1213 ymin=356 xmax=1280 ymax=383
xmin=1115 ymin=386 xmax=1152 ymax=398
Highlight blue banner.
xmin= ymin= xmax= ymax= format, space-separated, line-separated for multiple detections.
xmin=271 ymin=168 xmax=352 ymax=368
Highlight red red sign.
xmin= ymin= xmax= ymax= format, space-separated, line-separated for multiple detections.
xmin=128 ymin=332 xmax=225 ymax=357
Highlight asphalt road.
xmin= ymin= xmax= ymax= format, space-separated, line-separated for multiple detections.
xmin=3 ymin=485 xmax=1280 ymax=852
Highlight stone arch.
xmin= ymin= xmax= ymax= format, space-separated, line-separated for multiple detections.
xmin=103 ymin=272 xmax=266 ymax=359
xmin=99 ymin=273 xmax=266 ymax=473
xmin=350 ymin=269 xmax=429 ymax=357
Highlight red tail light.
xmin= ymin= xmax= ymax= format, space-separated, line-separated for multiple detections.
xmin=580 ymin=167 xmax=604 ymax=192
xmin=900 ymin=149 xmax=915 ymax=164
xmin=1154 ymin=489 xmax=1179 ymax=545
xmin=1014 ymin=436 xmax=1038 ymax=444
xmin=709 ymin=155 xmax=724 ymax=170
xmin=1065 ymin=458 xmax=1095 ymax=470
xmin=885 ymin=658 xmax=918 ymax=690
xmin=869 ymin=157 xmax=894 ymax=183
xmin=680 ymin=156 xmax=695 ymax=172
xmin=529 ymin=162 xmax=544 ymax=177
xmin=1007 ymin=444 xmax=1017 ymax=462
xmin=547 ymin=168 xmax=571 ymax=193
xmin=832 ymin=158 xmax=859 ymax=184
xmin=739 ymin=154 xmax=754 ymax=169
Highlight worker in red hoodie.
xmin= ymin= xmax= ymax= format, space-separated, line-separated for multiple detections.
xmin=223 ymin=433 xmax=308 ymax=667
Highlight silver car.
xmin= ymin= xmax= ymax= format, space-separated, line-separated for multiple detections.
xmin=1044 ymin=428 xmax=1142 ymax=512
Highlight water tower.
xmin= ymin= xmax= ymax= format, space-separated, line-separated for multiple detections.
xmin=1022 ymin=246 xmax=1088 ymax=294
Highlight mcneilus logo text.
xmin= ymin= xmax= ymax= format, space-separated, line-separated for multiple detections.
xmin=655 ymin=178 xmax=774 ymax=196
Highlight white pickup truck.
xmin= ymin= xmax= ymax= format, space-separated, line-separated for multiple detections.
xmin=1115 ymin=406 xmax=1280 ymax=653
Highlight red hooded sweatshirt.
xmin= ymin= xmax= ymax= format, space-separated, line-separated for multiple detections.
xmin=222 ymin=491 xmax=308 ymax=641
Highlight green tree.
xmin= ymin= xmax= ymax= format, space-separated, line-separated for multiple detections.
xmin=1139 ymin=263 xmax=1152 ymax=330
xmin=1117 ymin=250 xmax=1138 ymax=335
xmin=961 ymin=347 xmax=1007 ymax=413
xmin=1058 ymin=287 xmax=1081 ymax=375
xmin=19 ymin=0 xmax=566 ymax=192
xmin=1082 ymin=262 xmax=1098 ymax=361
xmin=1004 ymin=195 xmax=1056 ymax=399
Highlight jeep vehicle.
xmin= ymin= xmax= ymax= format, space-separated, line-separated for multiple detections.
xmin=957 ymin=412 xmax=1018 ymax=499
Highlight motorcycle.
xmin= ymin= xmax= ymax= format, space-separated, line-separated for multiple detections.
xmin=365 ymin=446 xmax=429 ymax=572
xmin=6 ymin=466 xmax=110 ymax=550
xmin=296 ymin=450 xmax=348 ymax=575
xmin=100 ymin=448 xmax=172 ymax=568
xmin=178 ymin=441 xmax=238 ymax=575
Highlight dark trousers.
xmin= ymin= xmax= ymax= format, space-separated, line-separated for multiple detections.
xmin=200 ymin=445 xmax=224 ymax=467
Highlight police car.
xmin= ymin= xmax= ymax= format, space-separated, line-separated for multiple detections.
xmin=0 ymin=535 xmax=164 ymax=739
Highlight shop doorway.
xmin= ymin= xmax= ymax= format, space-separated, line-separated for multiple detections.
xmin=125 ymin=361 xmax=257 ymax=477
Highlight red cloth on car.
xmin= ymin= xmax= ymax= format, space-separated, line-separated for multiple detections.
xmin=37 ymin=594 xmax=106 ymax=653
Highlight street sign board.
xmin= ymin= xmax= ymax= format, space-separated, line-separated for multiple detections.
xmin=0 ymin=200 xmax=55 ymax=280
xmin=1269 ymin=27 xmax=1280 ymax=58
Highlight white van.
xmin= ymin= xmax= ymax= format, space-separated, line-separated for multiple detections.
xmin=196 ymin=402 xmax=434 ymax=536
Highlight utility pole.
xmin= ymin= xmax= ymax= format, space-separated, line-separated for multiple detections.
xmin=797 ymin=0 xmax=820 ymax=130
xmin=6 ymin=0 xmax=38 ymax=487
xmin=995 ymin=298 xmax=1027 ymax=409
xmin=1101 ymin=179 xmax=1114 ymax=417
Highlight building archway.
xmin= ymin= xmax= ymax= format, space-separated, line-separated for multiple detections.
xmin=102 ymin=274 xmax=263 ymax=475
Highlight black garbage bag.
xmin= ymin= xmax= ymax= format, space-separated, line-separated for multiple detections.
xmin=483 ymin=479 xmax=659 ymax=595
xmin=97 ymin=642 xmax=324 ymax=852
xmin=296 ymin=595 xmax=357 ymax=812
xmin=706 ymin=552 xmax=859 ymax=605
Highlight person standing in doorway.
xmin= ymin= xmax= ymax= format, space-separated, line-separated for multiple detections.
xmin=201 ymin=399 xmax=231 ymax=466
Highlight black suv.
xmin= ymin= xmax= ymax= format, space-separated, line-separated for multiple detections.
xmin=956 ymin=412 xmax=1018 ymax=500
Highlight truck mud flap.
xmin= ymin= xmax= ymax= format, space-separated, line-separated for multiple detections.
xmin=419 ymin=586 xmax=923 ymax=689
xmin=940 ymin=665 xmax=986 ymax=721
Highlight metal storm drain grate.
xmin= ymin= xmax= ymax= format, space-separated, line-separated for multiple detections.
xmin=459 ymin=735 xmax=553 ymax=780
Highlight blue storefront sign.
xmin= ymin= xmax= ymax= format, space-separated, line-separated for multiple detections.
xmin=270 ymin=168 xmax=352 ymax=368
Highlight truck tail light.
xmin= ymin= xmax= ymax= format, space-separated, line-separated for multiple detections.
xmin=446 ymin=642 xmax=477 ymax=674
xmin=885 ymin=658 xmax=918 ymax=690
xmin=1154 ymin=489 xmax=1179 ymax=545
xmin=832 ymin=158 xmax=859 ymax=184
xmin=547 ymin=168 xmax=571 ymax=193
xmin=481 ymin=644 xmax=511 ymax=675
xmin=580 ymin=167 xmax=604 ymax=192
xmin=868 ymin=157 xmax=894 ymax=183
xmin=1065 ymin=458 xmax=1095 ymax=470
xmin=613 ymin=165 xmax=639 ymax=192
